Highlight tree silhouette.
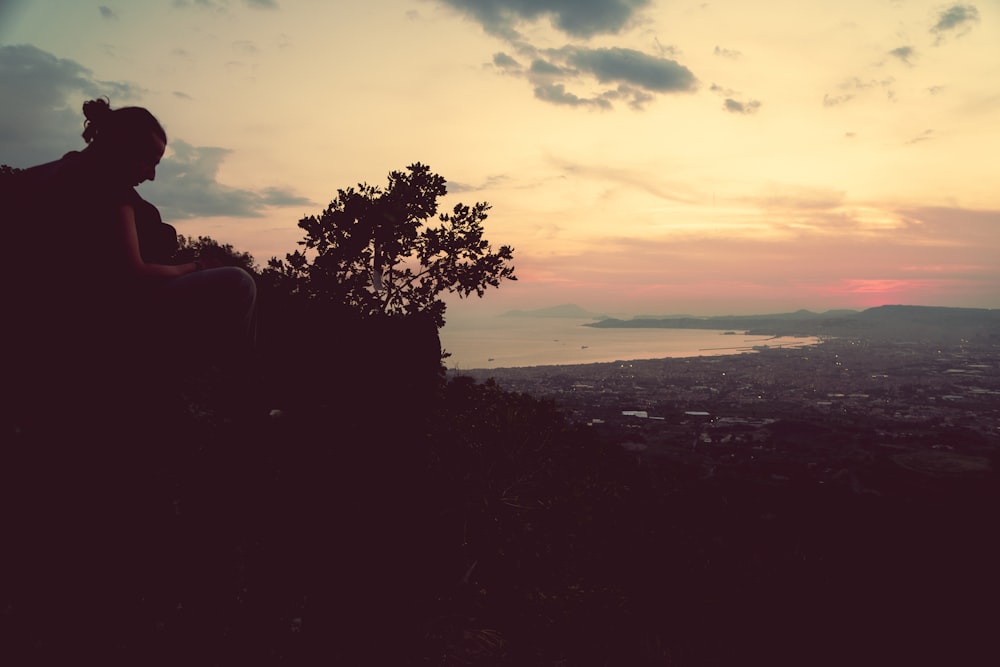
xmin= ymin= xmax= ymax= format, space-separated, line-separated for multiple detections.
xmin=173 ymin=234 xmax=259 ymax=274
xmin=264 ymin=163 xmax=515 ymax=327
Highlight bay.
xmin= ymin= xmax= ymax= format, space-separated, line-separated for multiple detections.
xmin=440 ymin=317 xmax=820 ymax=370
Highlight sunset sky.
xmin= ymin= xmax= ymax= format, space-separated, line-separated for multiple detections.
xmin=1 ymin=0 xmax=997 ymax=317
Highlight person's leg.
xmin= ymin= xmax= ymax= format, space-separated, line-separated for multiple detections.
xmin=148 ymin=267 xmax=260 ymax=421
xmin=154 ymin=266 xmax=257 ymax=365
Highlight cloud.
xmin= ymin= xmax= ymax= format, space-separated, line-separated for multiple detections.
xmin=172 ymin=0 xmax=225 ymax=10
xmin=823 ymin=76 xmax=895 ymax=107
xmin=497 ymin=45 xmax=697 ymax=110
xmin=564 ymin=46 xmax=696 ymax=93
xmin=710 ymin=83 xmax=760 ymax=115
xmin=98 ymin=6 xmax=117 ymax=20
xmin=602 ymin=84 xmax=654 ymax=111
xmin=931 ymin=4 xmax=980 ymax=39
xmin=492 ymin=51 xmax=521 ymax=70
xmin=653 ymin=38 xmax=680 ymax=58
xmin=439 ymin=173 xmax=512 ymax=194
xmin=0 ymin=45 xmax=311 ymax=220
xmin=823 ymin=93 xmax=854 ymax=107
xmin=548 ymin=156 xmax=699 ymax=203
xmin=888 ymin=45 xmax=914 ymax=65
xmin=500 ymin=203 xmax=1000 ymax=313
xmin=534 ymin=83 xmax=611 ymax=109
xmin=0 ymin=44 xmax=144 ymax=167
xmin=454 ymin=1 xmax=700 ymax=111
xmin=438 ymin=0 xmax=652 ymax=40
xmin=529 ymin=58 xmax=569 ymax=77
xmin=905 ymin=129 xmax=934 ymax=145
xmin=173 ymin=0 xmax=279 ymax=11
xmin=722 ymin=98 xmax=760 ymax=114
xmin=143 ymin=140 xmax=313 ymax=219
xmin=756 ymin=183 xmax=847 ymax=212
xmin=713 ymin=45 xmax=741 ymax=59
xmin=173 ymin=91 xmax=194 ymax=100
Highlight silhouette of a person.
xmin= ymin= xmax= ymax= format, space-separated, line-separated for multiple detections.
xmin=6 ymin=99 xmax=257 ymax=427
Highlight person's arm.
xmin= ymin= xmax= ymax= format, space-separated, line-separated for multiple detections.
xmin=113 ymin=203 xmax=205 ymax=279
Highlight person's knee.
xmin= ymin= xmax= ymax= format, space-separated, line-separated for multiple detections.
xmin=212 ymin=266 xmax=256 ymax=308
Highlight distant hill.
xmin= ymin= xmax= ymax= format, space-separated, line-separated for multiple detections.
xmin=585 ymin=305 xmax=1000 ymax=341
xmin=500 ymin=304 xmax=606 ymax=319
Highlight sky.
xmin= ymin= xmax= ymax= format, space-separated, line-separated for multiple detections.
xmin=1 ymin=0 xmax=997 ymax=318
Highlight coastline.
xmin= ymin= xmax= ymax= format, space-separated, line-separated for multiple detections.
xmin=444 ymin=332 xmax=822 ymax=372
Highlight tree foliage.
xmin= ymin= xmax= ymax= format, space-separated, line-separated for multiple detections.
xmin=263 ymin=163 xmax=516 ymax=327
xmin=173 ymin=234 xmax=259 ymax=275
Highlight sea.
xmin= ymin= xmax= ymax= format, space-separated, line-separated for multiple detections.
xmin=440 ymin=317 xmax=820 ymax=370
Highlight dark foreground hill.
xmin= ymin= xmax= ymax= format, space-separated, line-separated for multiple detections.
xmin=3 ymin=347 xmax=999 ymax=665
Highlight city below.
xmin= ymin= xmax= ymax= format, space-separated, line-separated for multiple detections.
xmin=451 ymin=305 xmax=1000 ymax=493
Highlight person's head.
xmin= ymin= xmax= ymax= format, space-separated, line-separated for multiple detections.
xmin=81 ymin=98 xmax=167 ymax=187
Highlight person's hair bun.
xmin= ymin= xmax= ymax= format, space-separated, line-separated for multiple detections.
xmin=82 ymin=98 xmax=112 ymax=144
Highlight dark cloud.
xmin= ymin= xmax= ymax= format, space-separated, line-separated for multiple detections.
xmin=931 ymin=4 xmax=980 ymax=37
xmin=602 ymin=84 xmax=654 ymax=110
xmin=713 ymin=45 xmax=741 ymax=59
xmin=710 ymin=83 xmax=760 ymax=115
xmin=529 ymin=58 xmax=567 ymax=76
xmin=438 ymin=0 xmax=652 ymax=39
xmin=244 ymin=0 xmax=279 ymax=8
xmin=492 ymin=52 xmax=521 ymax=70
xmin=492 ymin=44 xmax=697 ymax=110
xmin=723 ymin=98 xmax=760 ymax=114
xmin=173 ymin=91 xmax=194 ymax=100
xmin=534 ymin=83 xmax=611 ymax=109
xmin=0 ymin=45 xmax=310 ymax=219
xmin=143 ymin=140 xmax=313 ymax=220
xmin=564 ymin=47 xmax=696 ymax=93
xmin=0 ymin=44 xmax=144 ymax=167
xmin=888 ymin=45 xmax=914 ymax=65
xmin=98 ymin=6 xmax=117 ymax=20
xmin=258 ymin=186 xmax=312 ymax=207
xmin=452 ymin=1 xmax=703 ymax=112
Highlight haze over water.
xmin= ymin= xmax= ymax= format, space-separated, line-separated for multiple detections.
xmin=441 ymin=317 xmax=819 ymax=370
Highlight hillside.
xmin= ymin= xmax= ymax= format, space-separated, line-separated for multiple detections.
xmin=585 ymin=304 xmax=1000 ymax=340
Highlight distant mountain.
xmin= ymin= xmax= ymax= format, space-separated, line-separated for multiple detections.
xmin=585 ymin=309 xmax=857 ymax=330
xmin=584 ymin=305 xmax=999 ymax=341
xmin=500 ymin=304 xmax=606 ymax=319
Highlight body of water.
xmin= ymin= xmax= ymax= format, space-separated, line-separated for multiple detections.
xmin=440 ymin=317 xmax=820 ymax=370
